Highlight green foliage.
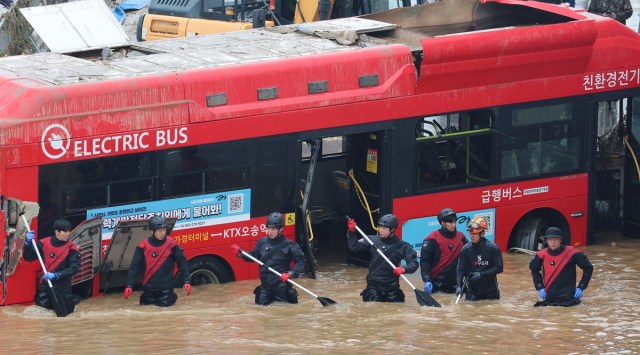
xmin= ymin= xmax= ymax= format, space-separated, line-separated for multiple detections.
xmin=1 ymin=0 xmax=35 ymax=56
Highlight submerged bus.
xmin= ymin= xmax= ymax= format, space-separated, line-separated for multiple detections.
xmin=1 ymin=0 xmax=639 ymax=306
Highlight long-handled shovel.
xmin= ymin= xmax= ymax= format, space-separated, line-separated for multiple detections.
xmin=239 ymin=250 xmax=336 ymax=307
xmin=21 ymin=214 xmax=70 ymax=317
xmin=352 ymin=223 xmax=441 ymax=307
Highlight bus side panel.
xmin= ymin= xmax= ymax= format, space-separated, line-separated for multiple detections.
xmin=418 ymin=20 xmax=597 ymax=94
xmin=183 ymin=44 xmax=416 ymax=122
xmin=177 ymin=216 xmax=296 ymax=281
xmin=2 ymin=166 xmax=40 ymax=305
xmin=1 ymin=263 xmax=38 ymax=305
xmin=394 ymin=173 xmax=588 ymax=251
xmin=183 ymin=246 xmax=256 ymax=281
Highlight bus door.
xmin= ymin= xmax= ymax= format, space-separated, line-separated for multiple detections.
xmin=346 ymin=131 xmax=389 ymax=266
xmin=297 ymin=129 xmax=390 ymax=274
xmin=623 ymin=97 xmax=640 ymax=236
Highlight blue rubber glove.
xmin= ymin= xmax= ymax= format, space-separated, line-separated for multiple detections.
xmin=43 ymin=272 xmax=58 ymax=281
xmin=423 ymin=281 xmax=433 ymax=294
xmin=538 ymin=288 xmax=546 ymax=300
xmin=469 ymin=272 xmax=482 ymax=282
xmin=25 ymin=231 xmax=35 ymax=246
xmin=574 ymin=288 xmax=583 ymax=299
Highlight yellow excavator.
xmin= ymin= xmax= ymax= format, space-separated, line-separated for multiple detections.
xmin=136 ymin=0 xmax=341 ymax=41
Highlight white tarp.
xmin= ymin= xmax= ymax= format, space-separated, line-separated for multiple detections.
xmin=20 ymin=0 xmax=129 ymax=53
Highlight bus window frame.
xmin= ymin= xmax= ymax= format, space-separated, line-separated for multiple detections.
xmin=414 ymin=112 xmax=495 ymax=194
xmin=496 ymin=99 xmax=588 ymax=182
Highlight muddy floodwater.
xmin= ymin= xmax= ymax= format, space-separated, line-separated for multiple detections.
xmin=1 ymin=233 xmax=639 ymax=354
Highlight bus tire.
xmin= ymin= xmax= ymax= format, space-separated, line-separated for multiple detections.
xmin=188 ymin=256 xmax=233 ymax=286
xmin=514 ymin=216 xmax=547 ymax=251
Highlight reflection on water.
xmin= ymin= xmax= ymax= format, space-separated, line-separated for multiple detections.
xmin=2 ymin=234 xmax=640 ymax=354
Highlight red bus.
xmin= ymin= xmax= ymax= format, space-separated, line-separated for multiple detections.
xmin=1 ymin=0 xmax=639 ymax=306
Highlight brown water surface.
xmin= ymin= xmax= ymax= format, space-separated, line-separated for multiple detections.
xmin=2 ymin=234 xmax=639 ymax=354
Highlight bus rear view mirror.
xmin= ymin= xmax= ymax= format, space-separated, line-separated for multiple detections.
xmin=5 ymin=198 xmax=19 ymax=228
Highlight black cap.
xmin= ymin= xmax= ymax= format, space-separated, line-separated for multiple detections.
xmin=541 ymin=227 xmax=562 ymax=239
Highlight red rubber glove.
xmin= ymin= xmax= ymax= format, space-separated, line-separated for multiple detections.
xmin=347 ymin=219 xmax=357 ymax=232
xmin=184 ymin=283 xmax=192 ymax=296
xmin=123 ymin=287 xmax=133 ymax=300
xmin=231 ymin=244 xmax=241 ymax=254
xmin=393 ymin=267 xmax=405 ymax=276
xmin=280 ymin=272 xmax=291 ymax=283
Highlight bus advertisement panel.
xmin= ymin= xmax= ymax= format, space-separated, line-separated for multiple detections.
xmin=403 ymin=208 xmax=496 ymax=251
xmin=87 ymin=189 xmax=252 ymax=241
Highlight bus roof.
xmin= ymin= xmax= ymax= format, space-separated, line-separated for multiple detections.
xmin=0 ymin=17 xmax=395 ymax=85
xmin=0 ymin=0 xmax=594 ymax=86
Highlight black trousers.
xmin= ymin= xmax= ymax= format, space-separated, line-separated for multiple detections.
xmin=254 ymin=283 xmax=298 ymax=306
xmin=361 ymin=284 xmax=405 ymax=303
xmin=35 ymin=287 xmax=79 ymax=314
xmin=140 ymin=288 xmax=178 ymax=307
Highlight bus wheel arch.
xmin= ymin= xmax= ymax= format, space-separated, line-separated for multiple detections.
xmin=187 ymin=255 xmax=234 ymax=286
xmin=508 ymin=208 xmax=570 ymax=251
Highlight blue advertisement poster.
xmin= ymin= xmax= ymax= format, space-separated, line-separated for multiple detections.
xmin=402 ymin=208 xmax=495 ymax=255
xmin=87 ymin=189 xmax=251 ymax=240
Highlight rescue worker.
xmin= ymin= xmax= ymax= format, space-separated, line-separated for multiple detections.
xmin=421 ymin=208 xmax=467 ymax=294
xmin=23 ymin=218 xmax=81 ymax=313
xmin=529 ymin=227 xmax=593 ymax=307
xmin=232 ymin=212 xmax=305 ymax=306
xmin=347 ymin=214 xmax=419 ymax=303
xmin=588 ymin=0 xmax=633 ymax=25
xmin=456 ymin=217 xmax=503 ymax=301
xmin=124 ymin=216 xmax=191 ymax=307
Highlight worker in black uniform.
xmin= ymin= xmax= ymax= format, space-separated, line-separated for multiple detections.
xmin=23 ymin=218 xmax=81 ymax=313
xmin=124 ymin=216 xmax=191 ymax=307
xmin=232 ymin=212 xmax=305 ymax=305
xmin=347 ymin=214 xmax=419 ymax=303
xmin=529 ymin=226 xmax=593 ymax=307
xmin=456 ymin=216 xmax=503 ymax=301
xmin=421 ymin=208 xmax=467 ymax=294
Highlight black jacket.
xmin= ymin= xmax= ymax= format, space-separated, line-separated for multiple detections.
xmin=127 ymin=236 xmax=190 ymax=290
xmin=242 ymin=234 xmax=305 ymax=287
xmin=530 ymin=245 xmax=593 ymax=303
xmin=24 ymin=236 xmax=80 ymax=292
xmin=456 ymin=237 xmax=503 ymax=299
xmin=420 ymin=228 xmax=467 ymax=291
xmin=348 ymin=231 xmax=418 ymax=286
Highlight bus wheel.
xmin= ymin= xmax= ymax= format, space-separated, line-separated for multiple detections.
xmin=188 ymin=257 xmax=233 ymax=286
xmin=514 ymin=216 xmax=547 ymax=251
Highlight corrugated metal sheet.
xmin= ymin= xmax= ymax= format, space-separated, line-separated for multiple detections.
xmin=19 ymin=0 xmax=129 ymax=53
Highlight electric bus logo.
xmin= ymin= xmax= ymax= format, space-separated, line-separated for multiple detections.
xmin=41 ymin=124 xmax=71 ymax=160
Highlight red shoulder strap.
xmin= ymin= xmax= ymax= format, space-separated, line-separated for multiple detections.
xmin=43 ymin=238 xmax=78 ymax=272
xmin=539 ymin=246 xmax=579 ymax=289
xmin=142 ymin=237 xmax=176 ymax=286
xmin=429 ymin=231 xmax=464 ymax=277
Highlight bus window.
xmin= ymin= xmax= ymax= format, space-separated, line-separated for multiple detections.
xmin=65 ymin=185 xmax=107 ymax=212
xmin=631 ymin=98 xmax=640 ymax=142
xmin=322 ymin=136 xmax=347 ymax=156
xmin=302 ymin=136 xmax=348 ymax=159
xmin=415 ymin=110 xmax=493 ymax=190
xmin=160 ymin=143 xmax=250 ymax=198
xmin=252 ymin=137 xmax=292 ymax=215
xmin=500 ymin=103 xmax=583 ymax=180
xmin=110 ymin=179 xmax=153 ymax=205
xmin=62 ymin=156 xmax=156 ymax=212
